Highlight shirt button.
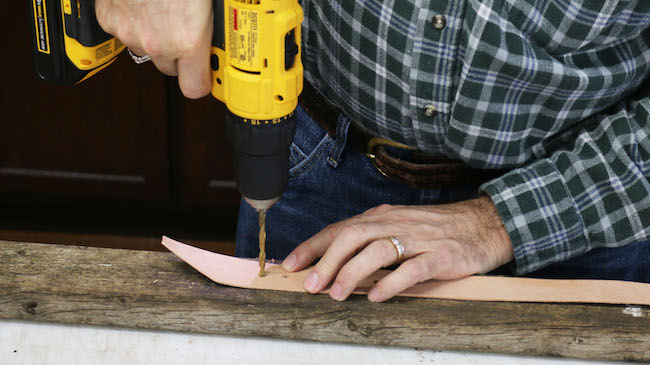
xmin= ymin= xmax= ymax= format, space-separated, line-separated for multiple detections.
xmin=424 ymin=104 xmax=437 ymax=117
xmin=432 ymin=14 xmax=446 ymax=30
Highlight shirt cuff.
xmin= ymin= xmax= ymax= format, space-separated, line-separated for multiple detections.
xmin=479 ymin=159 xmax=590 ymax=275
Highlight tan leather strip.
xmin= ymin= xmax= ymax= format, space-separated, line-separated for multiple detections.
xmin=162 ymin=236 xmax=650 ymax=305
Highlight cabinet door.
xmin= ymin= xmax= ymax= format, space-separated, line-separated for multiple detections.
xmin=172 ymin=91 xmax=241 ymax=208
xmin=0 ymin=2 xmax=169 ymax=201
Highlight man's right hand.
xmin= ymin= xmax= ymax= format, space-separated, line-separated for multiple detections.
xmin=96 ymin=0 xmax=214 ymax=99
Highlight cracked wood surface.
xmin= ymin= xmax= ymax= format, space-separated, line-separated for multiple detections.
xmin=0 ymin=240 xmax=649 ymax=362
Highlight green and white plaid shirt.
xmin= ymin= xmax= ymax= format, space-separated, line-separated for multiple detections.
xmin=300 ymin=0 xmax=650 ymax=274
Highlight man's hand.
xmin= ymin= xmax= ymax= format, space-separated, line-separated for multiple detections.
xmin=282 ymin=196 xmax=514 ymax=302
xmin=96 ymin=0 xmax=213 ymax=99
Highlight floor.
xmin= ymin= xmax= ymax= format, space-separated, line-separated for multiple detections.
xmin=1 ymin=320 xmax=622 ymax=365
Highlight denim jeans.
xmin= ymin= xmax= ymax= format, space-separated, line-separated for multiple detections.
xmin=236 ymin=104 xmax=650 ymax=283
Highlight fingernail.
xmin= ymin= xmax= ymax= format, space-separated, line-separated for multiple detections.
xmin=368 ymin=288 xmax=380 ymax=302
xmin=304 ymin=271 xmax=319 ymax=292
xmin=330 ymin=282 xmax=343 ymax=301
xmin=283 ymin=254 xmax=296 ymax=271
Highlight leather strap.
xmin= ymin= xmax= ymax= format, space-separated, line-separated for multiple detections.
xmin=299 ymin=82 xmax=341 ymax=137
xmin=370 ymin=146 xmax=506 ymax=189
xmin=162 ymin=237 xmax=650 ymax=306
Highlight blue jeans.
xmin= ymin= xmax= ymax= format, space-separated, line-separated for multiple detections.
xmin=236 ymin=104 xmax=650 ymax=283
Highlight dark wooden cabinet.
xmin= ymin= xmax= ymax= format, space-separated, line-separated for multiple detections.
xmin=0 ymin=1 xmax=240 ymax=211
xmin=172 ymin=94 xmax=241 ymax=208
xmin=1 ymin=55 xmax=170 ymax=200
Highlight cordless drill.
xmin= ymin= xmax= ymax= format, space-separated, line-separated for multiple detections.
xmin=211 ymin=0 xmax=303 ymax=212
xmin=210 ymin=0 xmax=303 ymax=275
xmin=28 ymin=0 xmax=304 ymax=274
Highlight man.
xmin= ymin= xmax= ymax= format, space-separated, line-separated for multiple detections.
xmin=97 ymin=0 xmax=650 ymax=302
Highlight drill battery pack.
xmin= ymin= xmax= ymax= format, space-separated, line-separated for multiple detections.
xmin=28 ymin=0 xmax=124 ymax=84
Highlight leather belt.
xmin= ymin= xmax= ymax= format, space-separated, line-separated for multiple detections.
xmin=298 ymin=82 xmax=506 ymax=189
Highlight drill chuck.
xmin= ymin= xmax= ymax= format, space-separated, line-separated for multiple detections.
xmin=226 ymin=111 xmax=297 ymax=205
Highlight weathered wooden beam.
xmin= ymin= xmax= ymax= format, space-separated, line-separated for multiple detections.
xmin=0 ymin=240 xmax=648 ymax=362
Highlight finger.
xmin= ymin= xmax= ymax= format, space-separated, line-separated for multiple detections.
xmin=282 ymin=223 xmax=341 ymax=273
xmin=368 ymin=253 xmax=439 ymax=302
xmin=94 ymin=0 xmax=116 ymax=36
xmin=152 ymin=57 xmax=178 ymax=76
xmin=284 ymin=213 xmax=386 ymax=272
xmin=282 ymin=219 xmax=350 ymax=272
xmin=329 ymin=238 xmax=401 ymax=301
xmin=305 ymin=222 xmax=397 ymax=294
xmin=177 ymin=18 xmax=213 ymax=99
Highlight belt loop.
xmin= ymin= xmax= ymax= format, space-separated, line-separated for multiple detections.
xmin=327 ymin=115 xmax=351 ymax=168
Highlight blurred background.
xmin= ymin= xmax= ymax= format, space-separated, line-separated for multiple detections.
xmin=0 ymin=1 xmax=239 ymax=254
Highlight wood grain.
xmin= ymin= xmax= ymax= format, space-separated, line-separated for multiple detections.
xmin=1 ymin=240 xmax=648 ymax=362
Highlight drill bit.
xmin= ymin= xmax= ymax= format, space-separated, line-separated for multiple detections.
xmin=258 ymin=209 xmax=267 ymax=277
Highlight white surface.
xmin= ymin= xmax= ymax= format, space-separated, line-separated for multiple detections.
xmin=0 ymin=319 xmax=627 ymax=365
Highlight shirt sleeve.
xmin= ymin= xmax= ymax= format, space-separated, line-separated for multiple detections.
xmin=480 ymin=83 xmax=650 ymax=275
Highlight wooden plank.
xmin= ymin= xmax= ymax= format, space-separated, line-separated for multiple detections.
xmin=0 ymin=241 xmax=648 ymax=362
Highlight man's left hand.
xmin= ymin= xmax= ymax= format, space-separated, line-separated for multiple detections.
xmin=281 ymin=196 xmax=514 ymax=302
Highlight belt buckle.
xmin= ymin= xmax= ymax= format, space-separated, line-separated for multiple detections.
xmin=365 ymin=137 xmax=415 ymax=177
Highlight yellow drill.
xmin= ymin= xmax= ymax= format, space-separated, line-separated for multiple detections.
xmin=210 ymin=0 xmax=303 ymax=275
xmin=29 ymin=0 xmax=304 ymax=275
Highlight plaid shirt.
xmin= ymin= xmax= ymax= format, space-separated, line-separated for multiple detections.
xmin=301 ymin=0 xmax=650 ymax=274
